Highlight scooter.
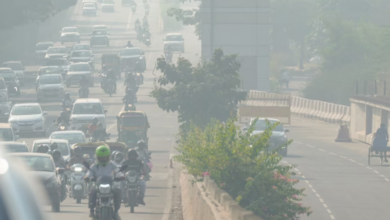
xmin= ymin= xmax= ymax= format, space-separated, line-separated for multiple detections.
xmin=69 ymin=164 xmax=88 ymax=203
xmin=125 ymin=170 xmax=142 ymax=213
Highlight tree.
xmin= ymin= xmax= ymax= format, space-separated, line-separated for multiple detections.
xmin=151 ymin=49 xmax=247 ymax=129
xmin=166 ymin=0 xmax=201 ymax=38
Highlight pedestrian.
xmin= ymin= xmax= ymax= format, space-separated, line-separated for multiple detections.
xmin=373 ymin=123 xmax=389 ymax=162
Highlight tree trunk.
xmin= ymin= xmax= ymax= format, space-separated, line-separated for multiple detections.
xmin=299 ymin=38 xmax=305 ymax=70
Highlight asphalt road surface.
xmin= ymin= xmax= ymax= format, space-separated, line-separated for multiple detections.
xmin=14 ymin=0 xmax=200 ymax=219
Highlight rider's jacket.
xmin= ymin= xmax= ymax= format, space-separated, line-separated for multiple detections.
xmin=54 ymin=157 xmax=66 ymax=168
xmin=92 ymin=129 xmax=107 ymax=140
xmin=57 ymin=116 xmax=70 ymax=125
xmin=62 ymin=98 xmax=72 ymax=106
xmin=88 ymin=124 xmax=98 ymax=134
xmin=87 ymin=161 xmax=118 ymax=178
xmin=69 ymin=156 xmax=85 ymax=167
xmin=122 ymin=94 xmax=135 ymax=104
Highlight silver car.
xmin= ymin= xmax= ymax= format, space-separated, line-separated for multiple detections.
xmin=60 ymin=27 xmax=80 ymax=44
xmin=8 ymin=103 xmax=48 ymax=136
xmin=45 ymin=46 xmax=68 ymax=60
xmin=44 ymin=59 xmax=69 ymax=75
xmin=69 ymin=50 xmax=94 ymax=69
xmin=66 ymin=63 xmax=93 ymax=87
xmin=83 ymin=2 xmax=97 ymax=16
xmin=1 ymin=61 xmax=25 ymax=86
xmin=72 ymin=43 xmax=91 ymax=52
xmin=163 ymin=33 xmax=185 ymax=53
xmin=35 ymin=41 xmax=54 ymax=62
xmin=36 ymin=74 xmax=65 ymax=102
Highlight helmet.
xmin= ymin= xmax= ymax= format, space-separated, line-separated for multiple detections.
xmin=137 ymin=140 xmax=147 ymax=149
xmin=65 ymin=93 xmax=70 ymax=98
xmin=52 ymin=149 xmax=61 ymax=161
xmin=73 ymin=146 xmax=82 ymax=157
xmin=95 ymin=145 xmax=110 ymax=165
xmin=60 ymin=111 xmax=66 ymax=117
xmin=92 ymin=117 xmax=98 ymax=125
xmin=50 ymin=142 xmax=58 ymax=151
xmin=37 ymin=144 xmax=49 ymax=153
xmin=127 ymin=149 xmax=138 ymax=159
xmin=114 ymin=152 xmax=124 ymax=162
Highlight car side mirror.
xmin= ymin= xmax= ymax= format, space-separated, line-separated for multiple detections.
xmin=284 ymin=129 xmax=290 ymax=132
xmin=43 ymin=111 xmax=48 ymax=116
xmin=14 ymin=135 xmax=19 ymax=140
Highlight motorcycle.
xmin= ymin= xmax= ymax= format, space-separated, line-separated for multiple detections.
xmin=57 ymin=122 xmax=68 ymax=131
xmin=124 ymin=102 xmax=136 ymax=111
xmin=57 ymin=167 xmax=67 ymax=202
xmin=91 ymin=133 xmax=111 ymax=142
xmin=105 ymin=79 xmax=115 ymax=97
xmin=125 ymin=170 xmax=142 ymax=213
xmin=136 ymin=149 xmax=152 ymax=181
xmin=165 ymin=50 xmax=173 ymax=63
xmin=135 ymin=72 xmax=143 ymax=85
xmin=83 ymin=162 xmax=127 ymax=220
xmin=69 ymin=164 xmax=88 ymax=203
xmin=79 ymin=86 xmax=89 ymax=98
xmin=144 ymin=36 xmax=150 ymax=47
xmin=135 ymin=23 xmax=141 ymax=33
xmin=62 ymin=105 xmax=72 ymax=120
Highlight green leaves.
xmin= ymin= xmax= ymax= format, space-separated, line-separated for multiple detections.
xmin=151 ymin=49 xmax=247 ymax=129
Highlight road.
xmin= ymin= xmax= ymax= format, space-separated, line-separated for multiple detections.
xmin=13 ymin=0 xmax=200 ymax=219
xmin=284 ymin=116 xmax=390 ymax=220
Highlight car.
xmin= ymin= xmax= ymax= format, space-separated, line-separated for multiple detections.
xmin=35 ymin=41 xmax=54 ymax=62
xmin=102 ymin=0 xmax=115 ymax=12
xmin=0 ymin=68 xmax=20 ymax=96
xmin=36 ymin=74 xmax=65 ymax=102
xmin=32 ymin=139 xmax=71 ymax=162
xmin=49 ymin=130 xmax=87 ymax=147
xmin=69 ymin=50 xmax=94 ymax=69
xmin=92 ymin=25 xmax=108 ymax=33
xmin=90 ymin=29 xmax=109 ymax=47
xmin=60 ymin=27 xmax=80 ymax=44
xmin=163 ymin=33 xmax=185 ymax=53
xmin=0 ymin=78 xmax=8 ymax=95
xmin=0 ymin=93 xmax=12 ymax=122
xmin=2 ymin=61 xmax=25 ymax=86
xmin=71 ymin=43 xmax=91 ymax=52
xmin=82 ymin=2 xmax=97 ymax=16
xmin=7 ymin=153 xmax=62 ymax=212
xmin=44 ymin=58 xmax=69 ymax=75
xmin=82 ymin=0 xmax=98 ymax=8
xmin=8 ymin=103 xmax=48 ymax=136
xmin=0 ymin=141 xmax=28 ymax=153
xmin=243 ymin=118 xmax=289 ymax=156
xmin=66 ymin=62 xmax=93 ymax=87
xmin=119 ymin=47 xmax=146 ymax=72
xmin=0 ymin=123 xmax=18 ymax=141
xmin=70 ymin=98 xmax=106 ymax=132
xmin=36 ymin=66 xmax=61 ymax=78
xmin=45 ymin=46 xmax=68 ymax=60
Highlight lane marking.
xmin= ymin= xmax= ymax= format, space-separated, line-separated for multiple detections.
xmin=330 ymin=215 xmax=335 ymax=220
xmin=319 ymin=149 xmax=326 ymax=152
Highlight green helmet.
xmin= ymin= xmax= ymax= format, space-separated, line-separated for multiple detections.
xmin=95 ymin=145 xmax=110 ymax=165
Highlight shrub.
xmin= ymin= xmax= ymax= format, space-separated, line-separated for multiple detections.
xmin=175 ymin=118 xmax=312 ymax=220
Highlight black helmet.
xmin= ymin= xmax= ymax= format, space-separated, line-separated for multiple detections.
xmin=114 ymin=152 xmax=124 ymax=162
xmin=137 ymin=140 xmax=147 ymax=148
xmin=92 ymin=117 xmax=98 ymax=125
xmin=37 ymin=144 xmax=49 ymax=153
xmin=51 ymin=142 xmax=58 ymax=151
xmin=73 ymin=146 xmax=82 ymax=156
xmin=65 ymin=93 xmax=70 ymax=98
xmin=127 ymin=149 xmax=138 ymax=159
xmin=52 ymin=149 xmax=61 ymax=161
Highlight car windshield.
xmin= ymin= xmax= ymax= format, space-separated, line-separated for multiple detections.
xmin=17 ymin=156 xmax=55 ymax=172
xmin=69 ymin=64 xmax=90 ymax=71
xmin=36 ymin=44 xmax=52 ymax=50
xmin=47 ymin=47 xmax=66 ymax=54
xmin=11 ymin=105 xmax=41 ymax=115
xmin=0 ymin=129 xmax=14 ymax=141
xmin=39 ymin=68 xmax=60 ymax=75
xmin=63 ymin=27 xmax=78 ymax=33
xmin=45 ymin=59 xmax=68 ymax=66
xmin=92 ymin=30 xmax=107 ymax=35
xmin=73 ymin=103 xmax=103 ymax=114
xmin=73 ymin=45 xmax=90 ymax=51
xmin=252 ymin=120 xmax=284 ymax=132
xmin=3 ymin=63 xmax=22 ymax=70
xmin=165 ymin=35 xmax=183 ymax=41
xmin=1 ymin=143 xmax=28 ymax=153
xmin=120 ymin=49 xmax=141 ymax=56
xmin=50 ymin=133 xmax=85 ymax=146
xmin=71 ymin=51 xmax=91 ymax=57
xmin=122 ymin=117 xmax=145 ymax=127
xmin=33 ymin=142 xmax=69 ymax=156
xmin=40 ymin=76 xmax=62 ymax=84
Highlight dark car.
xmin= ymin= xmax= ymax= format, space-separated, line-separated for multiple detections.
xmin=8 ymin=153 xmax=62 ymax=212
xmin=0 ymin=68 xmax=20 ymax=96
xmin=90 ymin=29 xmax=110 ymax=47
xmin=119 ymin=47 xmax=146 ymax=72
xmin=0 ymin=142 xmax=28 ymax=153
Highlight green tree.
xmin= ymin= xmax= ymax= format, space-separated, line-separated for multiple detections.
xmin=151 ymin=49 xmax=247 ymax=129
xmin=166 ymin=0 xmax=201 ymax=38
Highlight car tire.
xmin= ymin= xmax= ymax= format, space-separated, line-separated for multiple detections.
xmin=52 ymin=200 xmax=60 ymax=212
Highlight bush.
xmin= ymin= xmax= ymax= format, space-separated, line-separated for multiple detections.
xmin=175 ymin=118 xmax=312 ymax=220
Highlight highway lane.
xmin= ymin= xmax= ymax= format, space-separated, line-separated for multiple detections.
xmin=11 ymin=0 xmax=200 ymax=219
xmin=284 ymin=117 xmax=390 ymax=220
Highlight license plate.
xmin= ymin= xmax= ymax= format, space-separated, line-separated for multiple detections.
xmin=20 ymin=127 xmax=33 ymax=131
xmin=45 ymin=93 xmax=57 ymax=97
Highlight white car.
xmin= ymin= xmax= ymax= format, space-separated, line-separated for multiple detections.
xmin=0 ymin=92 xmax=12 ymax=122
xmin=92 ymin=25 xmax=108 ymax=33
xmin=60 ymin=27 xmax=81 ymax=44
xmin=36 ymin=66 xmax=61 ymax=78
xmin=35 ymin=41 xmax=54 ymax=61
xmin=50 ymin=130 xmax=87 ymax=147
xmin=66 ymin=62 xmax=93 ymax=87
xmin=36 ymin=74 xmax=65 ymax=102
xmin=32 ymin=139 xmax=71 ymax=162
xmin=82 ymin=3 xmax=97 ymax=16
xmin=102 ymin=0 xmax=115 ymax=12
xmin=2 ymin=61 xmax=25 ymax=86
xmin=44 ymin=58 xmax=69 ymax=74
xmin=163 ymin=33 xmax=185 ymax=53
xmin=72 ymin=43 xmax=91 ymax=52
xmin=8 ymin=103 xmax=47 ymax=135
xmin=69 ymin=50 xmax=94 ymax=69
xmin=70 ymin=98 xmax=106 ymax=132
xmin=45 ymin=46 xmax=68 ymax=60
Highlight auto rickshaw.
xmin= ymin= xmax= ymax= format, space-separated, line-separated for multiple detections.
xmin=72 ymin=142 xmax=129 ymax=164
xmin=101 ymin=54 xmax=120 ymax=78
xmin=116 ymin=111 xmax=150 ymax=148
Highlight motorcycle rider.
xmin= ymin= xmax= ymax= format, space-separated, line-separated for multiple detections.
xmin=56 ymin=111 xmax=70 ymax=125
xmin=83 ymin=154 xmax=93 ymax=165
xmin=92 ymin=122 xmax=108 ymax=142
xmin=122 ymin=88 xmax=136 ymax=109
xmin=124 ymin=72 xmax=138 ymax=95
xmin=62 ymin=93 xmax=72 ymax=109
xmin=85 ymin=146 xmax=122 ymax=219
xmin=88 ymin=118 xmax=99 ymax=136
xmin=125 ymin=41 xmax=134 ymax=48
xmin=122 ymin=149 xmax=147 ymax=205
xmin=68 ymin=146 xmax=85 ymax=167
xmin=113 ymin=152 xmax=125 ymax=167
xmin=52 ymin=149 xmax=67 ymax=201
xmin=136 ymin=140 xmax=151 ymax=179
xmin=79 ymin=75 xmax=89 ymax=97
xmin=50 ymin=142 xmax=66 ymax=165
xmin=135 ymin=19 xmax=141 ymax=30
xmin=36 ymin=144 xmax=50 ymax=154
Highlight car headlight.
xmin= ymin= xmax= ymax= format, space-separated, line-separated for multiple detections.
xmin=46 ymin=180 xmax=58 ymax=188
xmin=98 ymin=184 xmax=111 ymax=194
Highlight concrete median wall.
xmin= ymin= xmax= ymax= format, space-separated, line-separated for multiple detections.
xmin=181 ymin=172 xmax=263 ymax=220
